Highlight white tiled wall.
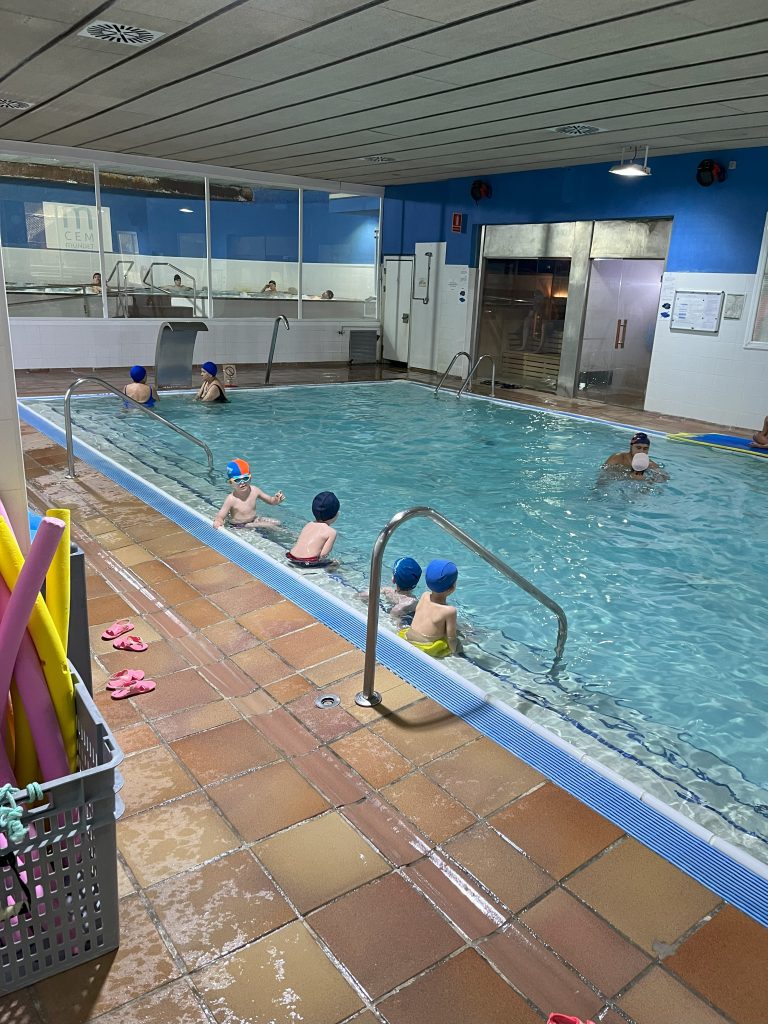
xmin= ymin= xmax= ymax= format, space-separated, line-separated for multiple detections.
xmin=405 ymin=243 xmax=475 ymax=374
xmin=644 ymin=272 xmax=766 ymax=429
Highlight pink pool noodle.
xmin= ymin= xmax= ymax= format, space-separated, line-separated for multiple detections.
xmin=0 ymin=518 xmax=65 ymax=784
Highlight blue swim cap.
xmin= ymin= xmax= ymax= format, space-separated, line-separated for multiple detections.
xmin=312 ymin=491 xmax=340 ymax=522
xmin=393 ymin=556 xmax=422 ymax=590
xmin=129 ymin=365 xmax=146 ymax=383
xmin=425 ymin=558 xmax=458 ymax=593
xmin=202 ymin=360 xmax=218 ymax=376
xmin=630 ymin=431 xmax=650 ymax=447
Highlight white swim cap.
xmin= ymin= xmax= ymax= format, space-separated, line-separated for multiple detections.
xmin=632 ymin=452 xmax=650 ymax=472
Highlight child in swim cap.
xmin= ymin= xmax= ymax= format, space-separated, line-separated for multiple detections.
xmin=213 ymin=457 xmax=285 ymax=529
xmin=360 ymin=556 xmax=422 ymax=620
xmin=287 ymin=491 xmax=340 ymax=566
xmin=400 ymin=558 xmax=460 ymax=657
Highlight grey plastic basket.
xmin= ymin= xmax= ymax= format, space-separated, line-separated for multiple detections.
xmin=0 ymin=679 xmax=124 ymax=993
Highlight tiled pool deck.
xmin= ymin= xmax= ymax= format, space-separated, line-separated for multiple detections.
xmin=4 ymin=365 xmax=766 ymax=1024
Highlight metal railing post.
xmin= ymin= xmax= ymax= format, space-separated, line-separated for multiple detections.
xmin=356 ymin=506 xmax=568 ymax=707
xmin=265 ymin=316 xmax=289 ymax=384
xmin=457 ymin=354 xmax=496 ymax=399
xmin=64 ymin=376 xmax=215 ymax=478
xmin=434 ymin=350 xmax=472 ymax=397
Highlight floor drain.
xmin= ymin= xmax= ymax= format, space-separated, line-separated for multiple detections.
xmin=314 ymin=693 xmax=341 ymax=709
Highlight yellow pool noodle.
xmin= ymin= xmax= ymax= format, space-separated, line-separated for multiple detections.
xmin=0 ymin=519 xmax=76 ymax=773
xmin=45 ymin=507 xmax=71 ymax=648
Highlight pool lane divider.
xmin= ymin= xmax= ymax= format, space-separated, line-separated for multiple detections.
xmin=18 ymin=395 xmax=768 ymax=928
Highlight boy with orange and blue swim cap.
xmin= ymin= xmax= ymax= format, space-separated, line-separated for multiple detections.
xmin=213 ymin=458 xmax=285 ymax=529
xmin=400 ymin=558 xmax=460 ymax=657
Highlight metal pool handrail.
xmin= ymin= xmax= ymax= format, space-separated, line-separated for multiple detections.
xmin=457 ymin=354 xmax=496 ymax=398
xmin=355 ymin=506 xmax=568 ymax=707
xmin=434 ymin=350 xmax=472 ymax=397
xmin=265 ymin=315 xmax=290 ymax=384
xmin=64 ymin=376 xmax=215 ymax=478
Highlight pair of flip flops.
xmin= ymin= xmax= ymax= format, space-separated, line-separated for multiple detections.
xmin=106 ymin=669 xmax=156 ymax=701
xmin=100 ymin=620 xmax=148 ymax=652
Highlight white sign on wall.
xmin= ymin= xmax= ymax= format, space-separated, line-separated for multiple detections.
xmin=670 ymin=290 xmax=724 ymax=333
xmin=42 ymin=202 xmax=112 ymax=252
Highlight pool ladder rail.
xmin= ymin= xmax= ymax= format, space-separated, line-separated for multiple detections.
xmin=265 ymin=316 xmax=290 ymax=385
xmin=355 ymin=506 xmax=568 ymax=707
xmin=63 ymin=375 xmax=215 ymax=479
xmin=434 ymin=351 xmax=496 ymax=398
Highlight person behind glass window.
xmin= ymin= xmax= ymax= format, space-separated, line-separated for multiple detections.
xmin=261 ymin=279 xmax=277 ymax=293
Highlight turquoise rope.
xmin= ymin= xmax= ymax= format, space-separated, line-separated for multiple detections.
xmin=0 ymin=781 xmax=43 ymax=844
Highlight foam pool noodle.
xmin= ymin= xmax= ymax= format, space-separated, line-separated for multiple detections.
xmin=44 ymin=508 xmax=71 ymax=649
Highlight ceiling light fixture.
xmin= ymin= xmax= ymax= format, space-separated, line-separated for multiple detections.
xmin=609 ymin=145 xmax=651 ymax=178
xmin=361 ymin=155 xmax=395 ymax=164
xmin=179 ymin=207 xmax=194 ymax=214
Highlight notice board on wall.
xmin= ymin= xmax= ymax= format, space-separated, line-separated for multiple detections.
xmin=670 ymin=290 xmax=725 ymax=333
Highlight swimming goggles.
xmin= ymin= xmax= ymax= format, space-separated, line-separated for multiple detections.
xmin=230 ymin=473 xmax=251 ymax=484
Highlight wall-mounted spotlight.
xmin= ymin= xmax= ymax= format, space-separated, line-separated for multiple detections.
xmin=609 ymin=145 xmax=651 ymax=178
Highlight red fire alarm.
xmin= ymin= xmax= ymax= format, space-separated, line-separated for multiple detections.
xmin=451 ymin=212 xmax=464 ymax=233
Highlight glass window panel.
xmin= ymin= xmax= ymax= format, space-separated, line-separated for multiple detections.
xmin=301 ymin=191 xmax=379 ymax=319
xmin=0 ymin=159 xmax=102 ymax=318
xmin=210 ymin=183 xmax=298 ymax=319
xmin=98 ymin=169 xmax=208 ymax=318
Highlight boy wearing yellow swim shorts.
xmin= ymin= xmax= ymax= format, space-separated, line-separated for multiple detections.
xmin=400 ymin=559 xmax=460 ymax=658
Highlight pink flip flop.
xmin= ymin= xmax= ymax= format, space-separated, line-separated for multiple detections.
xmin=110 ymin=679 xmax=156 ymax=700
xmin=101 ymin=619 xmax=135 ymax=641
xmin=106 ymin=669 xmax=146 ymax=691
xmin=112 ymin=634 xmax=148 ymax=652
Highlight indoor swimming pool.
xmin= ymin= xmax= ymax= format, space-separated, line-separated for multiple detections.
xmin=20 ymin=380 xmax=768 ymax=888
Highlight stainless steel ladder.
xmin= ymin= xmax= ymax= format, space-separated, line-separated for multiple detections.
xmin=265 ymin=316 xmax=290 ymax=384
xmin=142 ymin=262 xmax=200 ymax=315
xmin=434 ymin=351 xmax=471 ymax=396
xmin=355 ymin=506 xmax=568 ymax=707
xmin=435 ymin=350 xmax=497 ymax=398
xmin=106 ymin=260 xmax=134 ymax=318
xmin=64 ymin=376 xmax=215 ymax=478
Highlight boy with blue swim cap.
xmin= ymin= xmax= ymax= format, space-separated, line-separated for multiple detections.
xmin=400 ymin=558 xmax=460 ymax=657
xmin=287 ymin=491 xmax=340 ymax=567
xmin=360 ymin=556 xmax=422 ymax=620
xmin=213 ymin=457 xmax=285 ymax=529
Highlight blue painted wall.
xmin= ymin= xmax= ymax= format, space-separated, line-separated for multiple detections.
xmin=383 ymin=146 xmax=767 ymax=273
xmin=0 ymin=179 xmax=378 ymax=264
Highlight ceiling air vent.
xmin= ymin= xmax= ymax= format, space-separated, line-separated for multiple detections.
xmin=78 ymin=22 xmax=164 ymax=46
xmin=548 ymin=124 xmax=603 ymax=136
xmin=0 ymin=98 xmax=34 ymax=110
xmin=362 ymin=155 xmax=396 ymax=164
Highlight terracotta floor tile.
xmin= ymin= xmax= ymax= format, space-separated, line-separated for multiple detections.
xmin=116 ymin=858 xmax=135 ymax=898
xmin=147 ymin=850 xmax=295 ymax=969
xmin=379 ymin=948 xmax=541 ymax=1024
xmin=199 ymin=659 xmax=257 ymax=698
xmin=288 ymin=690 xmax=360 ymax=741
xmin=255 ymin=810 xmax=389 ymax=912
xmin=566 ymin=839 xmax=721 ymax=954
xmin=152 ymin=577 xmax=201 ymax=606
xmin=665 ymin=905 xmax=768 ymax=1023
xmin=382 ymin=773 xmax=476 ymax=843
xmin=33 ymin=895 xmax=179 ymax=1023
xmin=175 ymin=596 xmax=228 ymax=629
xmin=166 ymin=546 xmax=227 ymax=573
xmin=113 ymin=722 xmax=159 ymax=755
xmin=231 ymin=689 xmax=278 ymax=716
xmin=481 ymin=921 xmax=604 ymax=1020
xmin=92 ymin=980 xmax=212 ymax=1024
xmin=119 ymin=793 xmax=239 ymax=887
xmin=186 ymin=561 xmax=253 ymax=595
xmin=93 ymin=528 xmax=133 ymax=550
xmin=490 ymin=783 xmax=623 ymax=878
xmin=252 ymin=708 xmax=320 ymax=755
xmin=425 ymin=737 xmax=545 ymax=816
xmin=372 ymin=698 xmax=478 ymax=765
xmin=93 ymin=687 xmax=142 ymax=729
xmin=196 ymin=921 xmax=362 ymax=1024
xmin=269 ymin=622 xmax=354 ymax=669
xmin=331 ymin=730 xmax=411 ymax=788
xmin=87 ymin=592 xmax=135 ymax=626
xmin=172 ymin=719 xmax=280 ymax=784
xmin=237 ymin=600 xmax=316 ymax=639
xmin=137 ymin=667 xmax=220 ymax=719
xmin=294 ymin=748 xmax=369 ymax=806
xmin=79 ymin=515 xmax=114 ymax=537
xmin=619 ymin=968 xmax=732 ymax=1024
xmin=99 ymin=639 xmax=189 ymax=679
xmin=112 ymin=543 xmax=153 ymax=567
xmin=122 ymin=517 xmax=184 ymax=542
xmin=83 ymin=572 xmax=113 ymax=597
xmin=131 ymin=559 xmax=177 ymax=585
xmin=521 ymin=888 xmax=649 ymax=997
xmin=444 ymin=823 xmax=554 ymax=912
xmin=265 ymin=673 xmax=315 ymax=703
xmin=309 ymin=872 xmax=462 ymax=999
xmin=209 ymin=760 xmax=329 ymax=841
xmin=144 ymin=531 xmax=201 ymax=557
xmin=404 ymin=852 xmax=507 ymax=940
xmin=231 ymin=644 xmax=295 ymax=686
xmin=202 ymin=618 xmax=261 ymax=656
xmin=153 ymin=699 xmax=240 ymax=741
xmin=89 ymin=615 xmax=162 ymax=650
xmin=301 ymin=647 xmax=365 ymax=684
xmin=120 ymin=745 xmax=197 ymax=815
xmin=347 ymin=680 xmax=424 ymax=722
xmin=343 ymin=794 xmax=431 ymax=866
xmin=210 ymin=579 xmax=282 ymax=615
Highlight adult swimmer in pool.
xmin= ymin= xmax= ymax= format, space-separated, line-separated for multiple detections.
xmin=123 ymin=365 xmax=157 ymax=407
xmin=195 ymin=361 xmax=228 ymax=403
xmin=603 ymin=431 xmax=668 ymax=480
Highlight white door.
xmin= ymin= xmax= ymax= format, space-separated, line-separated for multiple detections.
xmin=382 ymin=257 xmax=413 ymax=362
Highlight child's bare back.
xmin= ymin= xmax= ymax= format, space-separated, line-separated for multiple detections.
xmin=287 ymin=491 xmax=340 ymax=565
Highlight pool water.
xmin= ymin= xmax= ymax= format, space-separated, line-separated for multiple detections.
xmin=25 ymin=381 xmax=768 ymax=865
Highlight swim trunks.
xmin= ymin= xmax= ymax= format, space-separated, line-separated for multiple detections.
xmin=286 ymin=551 xmax=332 ymax=568
xmin=398 ymin=627 xmax=451 ymax=658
